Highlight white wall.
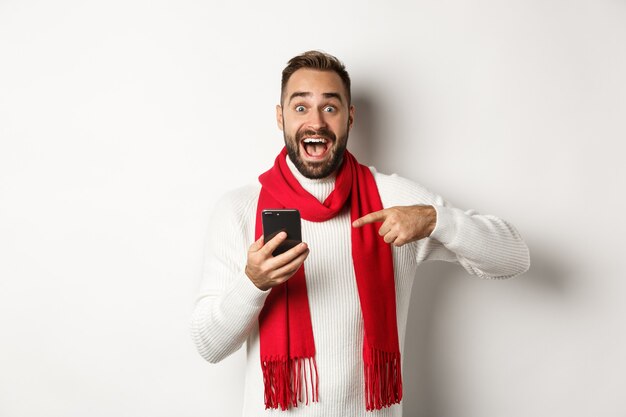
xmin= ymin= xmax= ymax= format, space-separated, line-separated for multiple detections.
xmin=1 ymin=1 xmax=625 ymax=416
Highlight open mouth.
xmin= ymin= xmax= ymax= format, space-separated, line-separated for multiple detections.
xmin=301 ymin=137 xmax=330 ymax=159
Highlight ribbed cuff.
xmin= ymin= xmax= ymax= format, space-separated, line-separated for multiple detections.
xmin=227 ymin=273 xmax=270 ymax=309
xmin=430 ymin=205 xmax=458 ymax=245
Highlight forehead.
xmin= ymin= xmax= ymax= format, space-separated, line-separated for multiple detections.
xmin=284 ymin=69 xmax=347 ymax=102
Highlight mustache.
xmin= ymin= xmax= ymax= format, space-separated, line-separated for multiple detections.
xmin=296 ymin=128 xmax=336 ymax=142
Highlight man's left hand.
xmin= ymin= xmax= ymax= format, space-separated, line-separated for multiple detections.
xmin=352 ymin=205 xmax=437 ymax=247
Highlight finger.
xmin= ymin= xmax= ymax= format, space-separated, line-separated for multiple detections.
xmin=260 ymin=231 xmax=287 ymax=256
xmin=269 ymin=242 xmax=309 ymax=268
xmin=378 ymin=221 xmax=393 ymax=237
xmin=393 ymin=237 xmax=406 ymax=247
xmin=249 ymin=235 xmax=265 ymax=252
xmin=383 ymin=230 xmax=398 ymax=244
xmin=352 ymin=209 xmax=388 ymax=228
xmin=273 ymin=248 xmax=310 ymax=281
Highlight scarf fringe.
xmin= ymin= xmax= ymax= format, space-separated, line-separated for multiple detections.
xmin=262 ymin=356 xmax=319 ymax=410
xmin=364 ymin=349 xmax=403 ymax=411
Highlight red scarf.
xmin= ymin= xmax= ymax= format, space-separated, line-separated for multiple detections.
xmin=256 ymin=148 xmax=402 ymax=411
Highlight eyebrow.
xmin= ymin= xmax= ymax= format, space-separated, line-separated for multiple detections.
xmin=288 ymin=91 xmax=344 ymax=104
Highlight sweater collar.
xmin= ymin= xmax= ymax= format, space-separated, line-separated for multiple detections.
xmin=285 ymin=155 xmax=336 ymax=203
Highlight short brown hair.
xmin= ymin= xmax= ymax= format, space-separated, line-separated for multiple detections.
xmin=281 ymin=50 xmax=351 ymax=105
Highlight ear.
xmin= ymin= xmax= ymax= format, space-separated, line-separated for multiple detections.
xmin=348 ymin=104 xmax=355 ymax=130
xmin=276 ymin=104 xmax=284 ymax=131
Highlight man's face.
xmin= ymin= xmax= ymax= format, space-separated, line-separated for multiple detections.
xmin=276 ymin=69 xmax=355 ymax=179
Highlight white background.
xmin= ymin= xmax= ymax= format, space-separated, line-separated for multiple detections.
xmin=1 ymin=1 xmax=625 ymax=416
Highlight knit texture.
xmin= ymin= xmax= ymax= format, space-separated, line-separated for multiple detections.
xmin=190 ymin=157 xmax=530 ymax=417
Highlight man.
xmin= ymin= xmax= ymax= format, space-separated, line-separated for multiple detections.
xmin=190 ymin=51 xmax=530 ymax=416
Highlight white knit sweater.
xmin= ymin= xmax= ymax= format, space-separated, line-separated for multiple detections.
xmin=190 ymin=157 xmax=530 ymax=417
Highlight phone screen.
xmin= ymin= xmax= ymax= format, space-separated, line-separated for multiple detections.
xmin=262 ymin=209 xmax=302 ymax=256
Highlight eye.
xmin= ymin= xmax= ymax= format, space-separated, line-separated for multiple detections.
xmin=295 ymin=105 xmax=306 ymax=112
xmin=323 ymin=106 xmax=336 ymax=113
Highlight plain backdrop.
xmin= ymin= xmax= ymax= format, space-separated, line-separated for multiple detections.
xmin=1 ymin=0 xmax=625 ymax=416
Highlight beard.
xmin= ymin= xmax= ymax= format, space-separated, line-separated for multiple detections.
xmin=284 ymin=125 xmax=349 ymax=179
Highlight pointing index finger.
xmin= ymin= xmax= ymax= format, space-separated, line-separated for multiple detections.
xmin=352 ymin=209 xmax=387 ymax=228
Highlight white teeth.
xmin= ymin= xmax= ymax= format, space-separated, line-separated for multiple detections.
xmin=303 ymin=138 xmax=327 ymax=144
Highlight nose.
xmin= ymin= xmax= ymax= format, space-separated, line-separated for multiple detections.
xmin=307 ymin=109 xmax=327 ymax=130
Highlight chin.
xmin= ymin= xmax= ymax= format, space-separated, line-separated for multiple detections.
xmin=292 ymin=150 xmax=345 ymax=179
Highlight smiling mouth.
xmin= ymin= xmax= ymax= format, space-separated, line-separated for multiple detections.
xmin=301 ymin=137 xmax=330 ymax=159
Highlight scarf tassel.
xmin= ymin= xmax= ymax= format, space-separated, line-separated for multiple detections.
xmin=262 ymin=356 xmax=319 ymax=410
xmin=364 ymin=349 xmax=403 ymax=411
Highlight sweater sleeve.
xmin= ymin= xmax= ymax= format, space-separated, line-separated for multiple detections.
xmin=189 ymin=186 xmax=269 ymax=363
xmin=373 ymin=170 xmax=530 ymax=279
xmin=425 ymin=199 xmax=530 ymax=279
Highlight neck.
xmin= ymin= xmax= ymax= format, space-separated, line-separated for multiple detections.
xmin=285 ymin=156 xmax=336 ymax=203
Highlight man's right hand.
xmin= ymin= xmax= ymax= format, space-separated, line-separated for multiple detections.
xmin=245 ymin=232 xmax=310 ymax=291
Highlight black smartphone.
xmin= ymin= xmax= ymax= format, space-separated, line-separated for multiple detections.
xmin=262 ymin=209 xmax=302 ymax=256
